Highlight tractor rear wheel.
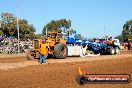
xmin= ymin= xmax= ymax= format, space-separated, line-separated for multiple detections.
xmin=114 ymin=47 xmax=120 ymax=54
xmin=109 ymin=47 xmax=115 ymax=55
xmin=26 ymin=49 xmax=35 ymax=60
xmin=54 ymin=43 xmax=68 ymax=59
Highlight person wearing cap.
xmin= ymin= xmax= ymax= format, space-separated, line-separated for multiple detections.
xmin=39 ymin=39 xmax=48 ymax=64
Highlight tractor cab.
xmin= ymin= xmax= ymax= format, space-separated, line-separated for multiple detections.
xmin=47 ymin=32 xmax=66 ymax=45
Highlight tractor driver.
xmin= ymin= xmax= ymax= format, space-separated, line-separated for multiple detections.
xmin=39 ymin=39 xmax=48 ymax=64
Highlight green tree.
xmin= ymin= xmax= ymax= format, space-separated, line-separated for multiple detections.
xmin=1 ymin=12 xmax=36 ymax=39
xmin=35 ymin=34 xmax=45 ymax=39
xmin=19 ymin=19 xmax=36 ymax=39
xmin=0 ymin=30 xmax=3 ymax=35
xmin=115 ymin=35 xmax=123 ymax=41
xmin=1 ymin=12 xmax=16 ymax=36
xmin=122 ymin=20 xmax=132 ymax=41
xmin=42 ymin=19 xmax=71 ymax=35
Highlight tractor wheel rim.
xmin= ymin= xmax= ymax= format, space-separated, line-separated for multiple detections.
xmin=116 ymin=48 xmax=119 ymax=53
xmin=61 ymin=47 xmax=66 ymax=56
xmin=112 ymin=49 xmax=114 ymax=54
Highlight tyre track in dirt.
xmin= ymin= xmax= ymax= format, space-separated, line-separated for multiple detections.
xmin=0 ymin=51 xmax=132 ymax=88
xmin=0 ymin=52 xmax=132 ymax=70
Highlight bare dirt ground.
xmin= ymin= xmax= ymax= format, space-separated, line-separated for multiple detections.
xmin=0 ymin=51 xmax=132 ymax=88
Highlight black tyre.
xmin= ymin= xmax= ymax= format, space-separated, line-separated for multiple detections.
xmin=109 ymin=47 xmax=115 ymax=55
xmin=26 ymin=49 xmax=35 ymax=60
xmin=76 ymin=76 xmax=86 ymax=85
xmin=114 ymin=47 xmax=120 ymax=54
xmin=54 ymin=43 xmax=68 ymax=59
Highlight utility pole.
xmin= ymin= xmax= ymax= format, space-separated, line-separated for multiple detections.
xmin=0 ymin=21 xmax=1 ymax=28
xmin=46 ymin=28 xmax=48 ymax=36
xmin=16 ymin=0 xmax=20 ymax=54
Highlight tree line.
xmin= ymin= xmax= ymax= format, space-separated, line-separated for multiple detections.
xmin=115 ymin=20 xmax=132 ymax=42
xmin=42 ymin=19 xmax=86 ymax=40
xmin=0 ymin=12 xmax=85 ymax=40
xmin=0 ymin=12 xmax=132 ymax=41
xmin=0 ymin=12 xmax=36 ymax=40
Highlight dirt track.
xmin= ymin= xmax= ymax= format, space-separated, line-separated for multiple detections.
xmin=0 ymin=51 xmax=132 ymax=88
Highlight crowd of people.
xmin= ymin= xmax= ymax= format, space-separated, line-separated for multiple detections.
xmin=0 ymin=35 xmax=32 ymax=54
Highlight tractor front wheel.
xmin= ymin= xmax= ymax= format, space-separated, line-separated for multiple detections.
xmin=109 ymin=47 xmax=115 ymax=55
xmin=114 ymin=47 xmax=120 ymax=54
xmin=54 ymin=43 xmax=68 ymax=59
xmin=26 ymin=49 xmax=35 ymax=60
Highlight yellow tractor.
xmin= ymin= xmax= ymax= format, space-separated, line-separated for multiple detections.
xmin=26 ymin=32 xmax=68 ymax=60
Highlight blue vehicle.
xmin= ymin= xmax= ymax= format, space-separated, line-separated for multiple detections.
xmin=66 ymin=31 xmax=82 ymax=45
xmin=66 ymin=31 xmax=120 ymax=55
xmin=87 ymin=41 xmax=120 ymax=55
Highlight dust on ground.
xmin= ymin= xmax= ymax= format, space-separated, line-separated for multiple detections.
xmin=0 ymin=50 xmax=132 ymax=88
